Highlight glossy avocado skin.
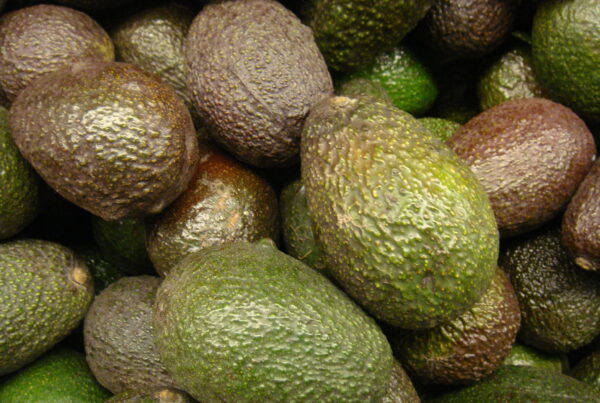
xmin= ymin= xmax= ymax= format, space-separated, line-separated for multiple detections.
xmin=503 ymin=343 xmax=567 ymax=372
xmin=500 ymin=225 xmax=600 ymax=353
xmin=448 ymin=98 xmax=595 ymax=237
xmin=153 ymin=240 xmax=393 ymax=403
xmin=301 ymin=96 xmax=498 ymax=329
xmin=185 ymin=0 xmax=333 ymax=168
xmin=562 ymin=159 xmax=600 ymax=272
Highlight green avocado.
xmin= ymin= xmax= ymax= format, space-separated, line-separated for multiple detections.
xmin=75 ymin=246 xmax=124 ymax=294
xmin=106 ymin=388 xmax=193 ymax=403
xmin=337 ymin=78 xmax=393 ymax=104
xmin=418 ymin=117 xmax=460 ymax=143
xmin=503 ymin=343 xmax=567 ymax=372
xmin=301 ymin=96 xmax=498 ymax=329
xmin=381 ymin=360 xmax=420 ymax=403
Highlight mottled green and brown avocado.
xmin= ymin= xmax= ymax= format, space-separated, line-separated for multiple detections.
xmin=337 ymin=78 xmax=393 ymax=104
xmin=9 ymin=61 xmax=199 ymax=221
xmin=381 ymin=360 xmax=420 ymax=403
xmin=106 ymin=388 xmax=193 ymax=403
xmin=502 ymin=342 xmax=567 ymax=372
xmin=448 ymin=98 xmax=596 ymax=237
xmin=0 ymin=5 xmax=114 ymax=103
xmin=0 ymin=239 xmax=94 ymax=376
xmin=56 ymin=0 xmax=137 ymax=10
xmin=301 ymin=96 xmax=498 ymax=329
xmin=185 ymin=0 xmax=332 ymax=167
xmin=146 ymin=149 xmax=279 ymax=276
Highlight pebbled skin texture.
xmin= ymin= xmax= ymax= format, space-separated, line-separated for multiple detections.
xmin=185 ymin=0 xmax=333 ymax=168
xmin=532 ymin=0 xmax=600 ymax=121
xmin=56 ymin=0 xmax=137 ymax=10
xmin=0 ymin=106 xmax=40 ymax=239
xmin=106 ymin=388 xmax=193 ymax=403
xmin=301 ymin=96 xmax=499 ymax=329
xmin=9 ymin=61 xmax=200 ymax=221
xmin=305 ymin=0 xmax=432 ymax=73
xmin=419 ymin=0 xmax=519 ymax=60
xmin=562 ymin=158 xmax=600 ymax=272
xmin=146 ymin=149 xmax=279 ymax=276
xmin=394 ymin=268 xmax=521 ymax=385
xmin=381 ymin=360 xmax=420 ymax=403
xmin=0 ymin=239 xmax=94 ymax=376
xmin=500 ymin=225 xmax=600 ymax=353
xmin=0 ymin=5 xmax=114 ymax=102
xmin=571 ymin=349 xmax=600 ymax=389
xmin=502 ymin=342 xmax=566 ymax=372
xmin=0 ymin=348 xmax=109 ymax=403
xmin=418 ymin=117 xmax=460 ymax=143
xmin=448 ymin=98 xmax=596 ymax=237
xmin=84 ymin=276 xmax=176 ymax=394
xmin=153 ymin=240 xmax=393 ymax=403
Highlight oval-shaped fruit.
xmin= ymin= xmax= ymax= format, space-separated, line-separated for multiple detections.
xmin=153 ymin=240 xmax=393 ymax=402
xmin=301 ymin=96 xmax=499 ymax=329
xmin=0 ymin=5 xmax=114 ymax=102
xmin=500 ymin=225 xmax=600 ymax=352
xmin=9 ymin=61 xmax=199 ymax=220
xmin=106 ymin=388 xmax=193 ymax=403
xmin=532 ymin=0 xmax=600 ymax=121
xmin=503 ymin=343 xmax=567 ymax=372
xmin=394 ymin=268 xmax=520 ymax=385
xmin=337 ymin=78 xmax=393 ymax=104
xmin=448 ymin=98 xmax=595 ymax=237
xmin=84 ymin=276 xmax=175 ymax=394
xmin=381 ymin=360 xmax=420 ymax=403
xmin=418 ymin=117 xmax=460 ymax=142
xmin=185 ymin=0 xmax=333 ymax=167
xmin=0 ymin=349 xmax=109 ymax=403
xmin=56 ymin=0 xmax=136 ymax=10
xmin=0 ymin=239 xmax=94 ymax=376
xmin=562 ymin=159 xmax=600 ymax=272
xmin=146 ymin=149 xmax=279 ymax=276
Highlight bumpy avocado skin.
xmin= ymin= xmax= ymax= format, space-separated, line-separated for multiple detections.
xmin=84 ymin=276 xmax=176 ymax=394
xmin=381 ymin=360 xmax=420 ymax=403
xmin=500 ymin=225 xmax=600 ymax=353
xmin=448 ymin=98 xmax=595 ymax=237
xmin=0 ymin=5 xmax=114 ymax=102
xmin=432 ymin=365 xmax=600 ymax=402
xmin=503 ymin=343 xmax=567 ymax=372
xmin=56 ymin=0 xmax=137 ymax=10
xmin=106 ymin=388 xmax=193 ymax=403
xmin=305 ymin=0 xmax=432 ymax=72
xmin=418 ymin=117 xmax=460 ymax=143
xmin=301 ymin=96 xmax=498 ymax=329
xmin=337 ymin=78 xmax=393 ymax=104
xmin=146 ymin=150 xmax=279 ymax=276
xmin=571 ymin=349 xmax=600 ymax=389
xmin=9 ymin=61 xmax=199 ymax=221
xmin=0 ymin=239 xmax=94 ymax=376
xmin=0 ymin=349 xmax=109 ymax=403
xmin=394 ymin=268 xmax=520 ymax=385
xmin=562 ymin=159 xmax=600 ymax=272
xmin=185 ymin=0 xmax=333 ymax=168
xmin=532 ymin=0 xmax=600 ymax=121
xmin=153 ymin=240 xmax=393 ymax=402
xmin=0 ymin=106 xmax=40 ymax=239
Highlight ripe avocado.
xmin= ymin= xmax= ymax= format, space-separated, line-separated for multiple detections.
xmin=418 ymin=117 xmax=460 ymax=142
xmin=107 ymin=388 xmax=193 ymax=403
xmin=337 ymin=78 xmax=393 ymax=104
xmin=500 ymin=224 xmax=600 ymax=352
xmin=9 ymin=61 xmax=200 ymax=220
xmin=503 ymin=343 xmax=567 ymax=372
xmin=84 ymin=276 xmax=176 ymax=394
xmin=0 ymin=348 xmax=110 ymax=403
xmin=571 ymin=349 xmax=600 ymax=389
xmin=448 ymin=98 xmax=596 ymax=237
xmin=301 ymin=96 xmax=498 ymax=329
xmin=0 ymin=106 xmax=40 ymax=239
xmin=562 ymin=158 xmax=600 ymax=272
xmin=0 ymin=5 xmax=114 ymax=102
xmin=0 ymin=239 xmax=94 ymax=376
xmin=146 ymin=149 xmax=279 ymax=276
xmin=185 ymin=0 xmax=333 ymax=167
xmin=153 ymin=240 xmax=393 ymax=402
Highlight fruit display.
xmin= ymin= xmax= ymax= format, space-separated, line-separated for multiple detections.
xmin=0 ymin=0 xmax=599 ymax=402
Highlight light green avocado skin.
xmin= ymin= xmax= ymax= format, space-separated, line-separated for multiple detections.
xmin=418 ymin=117 xmax=460 ymax=143
xmin=301 ymin=96 xmax=499 ymax=329
xmin=502 ymin=342 xmax=567 ymax=372
xmin=153 ymin=240 xmax=393 ymax=403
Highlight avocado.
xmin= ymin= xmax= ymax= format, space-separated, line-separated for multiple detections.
xmin=0 ymin=239 xmax=94 ymax=376
xmin=448 ymin=98 xmax=596 ymax=237
xmin=532 ymin=0 xmax=600 ymax=121
xmin=382 ymin=360 xmax=420 ymax=403
xmin=84 ymin=276 xmax=176 ymax=394
xmin=0 ymin=5 xmax=114 ymax=103
xmin=185 ymin=0 xmax=333 ymax=168
xmin=500 ymin=224 xmax=600 ymax=352
xmin=9 ymin=61 xmax=200 ymax=221
xmin=301 ymin=96 xmax=498 ymax=329
xmin=56 ymin=0 xmax=137 ymax=10
xmin=280 ymin=178 xmax=328 ymax=275
xmin=107 ymin=388 xmax=193 ymax=403
xmin=146 ymin=149 xmax=279 ymax=276
xmin=562 ymin=158 xmax=600 ymax=272
xmin=432 ymin=365 xmax=600 ymax=402
xmin=571 ymin=349 xmax=600 ymax=390
xmin=92 ymin=216 xmax=153 ymax=275
xmin=75 ymin=246 xmax=124 ymax=294
xmin=0 ymin=348 xmax=110 ymax=403
xmin=0 ymin=106 xmax=40 ymax=239
xmin=418 ymin=117 xmax=460 ymax=142
xmin=341 ymin=45 xmax=437 ymax=115
xmin=419 ymin=0 xmax=519 ymax=61
xmin=503 ymin=343 xmax=567 ymax=372
xmin=393 ymin=267 xmax=520 ymax=385
xmin=305 ymin=0 xmax=432 ymax=72
xmin=337 ymin=78 xmax=393 ymax=104
xmin=153 ymin=240 xmax=393 ymax=402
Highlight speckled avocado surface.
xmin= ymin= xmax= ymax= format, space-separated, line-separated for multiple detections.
xmin=381 ymin=360 xmax=420 ymax=403
xmin=106 ymin=388 xmax=193 ymax=403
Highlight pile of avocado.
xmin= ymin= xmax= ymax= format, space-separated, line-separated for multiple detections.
xmin=0 ymin=0 xmax=599 ymax=402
